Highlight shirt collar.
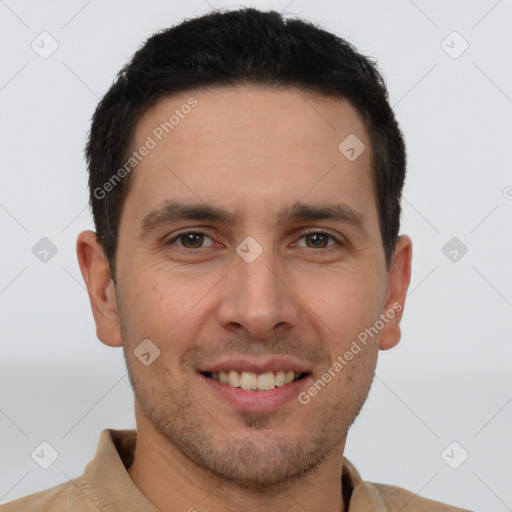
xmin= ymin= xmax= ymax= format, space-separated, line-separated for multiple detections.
xmin=81 ymin=429 xmax=385 ymax=512
xmin=81 ymin=429 xmax=157 ymax=511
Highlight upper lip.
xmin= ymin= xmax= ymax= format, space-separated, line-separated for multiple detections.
xmin=197 ymin=357 xmax=312 ymax=375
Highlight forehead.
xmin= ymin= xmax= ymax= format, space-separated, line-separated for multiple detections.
xmin=122 ymin=85 xmax=377 ymax=232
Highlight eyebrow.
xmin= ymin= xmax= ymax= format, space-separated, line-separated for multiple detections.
xmin=139 ymin=199 xmax=367 ymax=238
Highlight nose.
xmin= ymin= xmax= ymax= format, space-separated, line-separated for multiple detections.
xmin=216 ymin=244 xmax=300 ymax=341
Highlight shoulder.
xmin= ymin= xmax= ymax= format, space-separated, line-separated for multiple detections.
xmin=365 ymin=481 xmax=474 ymax=512
xmin=0 ymin=476 xmax=99 ymax=512
xmin=342 ymin=457 xmax=473 ymax=512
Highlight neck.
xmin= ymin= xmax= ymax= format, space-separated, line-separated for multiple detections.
xmin=128 ymin=411 xmax=347 ymax=512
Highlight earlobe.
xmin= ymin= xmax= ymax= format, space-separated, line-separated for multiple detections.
xmin=76 ymin=230 xmax=123 ymax=347
xmin=378 ymin=235 xmax=413 ymax=351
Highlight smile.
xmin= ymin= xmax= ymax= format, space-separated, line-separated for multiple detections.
xmin=203 ymin=370 xmax=308 ymax=391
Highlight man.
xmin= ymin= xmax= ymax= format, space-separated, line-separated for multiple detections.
xmin=2 ymin=7 xmax=472 ymax=512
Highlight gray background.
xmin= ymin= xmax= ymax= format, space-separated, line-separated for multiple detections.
xmin=1 ymin=0 xmax=511 ymax=510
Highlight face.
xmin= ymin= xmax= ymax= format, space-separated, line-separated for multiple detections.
xmin=78 ymin=85 xmax=411 ymax=489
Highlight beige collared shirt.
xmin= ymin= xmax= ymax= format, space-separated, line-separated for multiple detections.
xmin=1 ymin=429 xmax=472 ymax=511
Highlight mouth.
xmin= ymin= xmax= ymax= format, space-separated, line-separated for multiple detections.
xmin=198 ymin=365 xmax=313 ymax=412
xmin=202 ymin=370 xmax=309 ymax=391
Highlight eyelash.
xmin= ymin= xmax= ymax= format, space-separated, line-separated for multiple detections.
xmin=165 ymin=229 xmax=343 ymax=252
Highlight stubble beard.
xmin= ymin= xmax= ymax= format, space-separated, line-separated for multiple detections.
xmin=123 ymin=349 xmax=374 ymax=491
xmin=118 ymin=307 xmax=375 ymax=491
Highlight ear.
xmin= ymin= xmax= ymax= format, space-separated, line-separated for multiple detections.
xmin=76 ymin=230 xmax=123 ymax=347
xmin=378 ymin=235 xmax=412 ymax=351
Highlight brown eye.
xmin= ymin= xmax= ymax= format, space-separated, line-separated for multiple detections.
xmin=304 ymin=233 xmax=330 ymax=248
xmin=296 ymin=230 xmax=341 ymax=250
xmin=167 ymin=231 xmax=214 ymax=249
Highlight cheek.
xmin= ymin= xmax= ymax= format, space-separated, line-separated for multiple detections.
xmin=124 ymin=269 xmax=216 ymax=349
xmin=297 ymin=265 xmax=384 ymax=341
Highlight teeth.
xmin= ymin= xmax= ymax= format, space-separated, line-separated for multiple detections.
xmin=227 ymin=370 xmax=240 ymax=388
xmin=212 ymin=370 xmax=303 ymax=391
xmin=275 ymin=370 xmax=285 ymax=387
xmin=257 ymin=372 xmax=275 ymax=391
xmin=240 ymin=371 xmax=257 ymax=390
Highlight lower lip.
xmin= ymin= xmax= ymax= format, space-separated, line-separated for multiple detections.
xmin=199 ymin=373 xmax=312 ymax=412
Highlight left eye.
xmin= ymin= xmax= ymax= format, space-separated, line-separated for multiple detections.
xmin=166 ymin=230 xmax=341 ymax=250
xmin=295 ymin=231 xmax=340 ymax=249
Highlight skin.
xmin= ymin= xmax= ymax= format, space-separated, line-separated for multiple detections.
xmin=77 ymin=85 xmax=412 ymax=512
